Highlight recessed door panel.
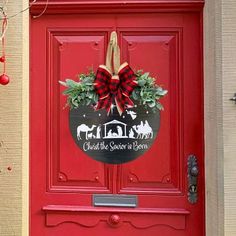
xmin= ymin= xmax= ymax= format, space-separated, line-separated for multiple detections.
xmin=118 ymin=30 xmax=182 ymax=194
xmin=48 ymin=30 xmax=112 ymax=192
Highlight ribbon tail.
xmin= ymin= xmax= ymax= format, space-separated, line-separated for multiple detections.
xmin=94 ymin=99 xmax=104 ymax=111
xmin=114 ymin=90 xmax=126 ymax=116
xmin=95 ymin=95 xmax=113 ymax=116
xmin=106 ymin=103 xmax=112 ymax=116
xmin=123 ymin=95 xmax=135 ymax=108
xmin=115 ymin=97 xmax=124 ymax=116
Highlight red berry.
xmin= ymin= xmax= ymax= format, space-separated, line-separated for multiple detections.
xmin=0 ymin=74 xmax=10 ymax=85
xmin=0 ymin=56 xmax=5 ymax=62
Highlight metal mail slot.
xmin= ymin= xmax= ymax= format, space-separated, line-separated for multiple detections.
xmin=93 ymin=194 xmax=138 ymax=208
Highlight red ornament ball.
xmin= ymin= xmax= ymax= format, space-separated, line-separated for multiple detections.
xmin=0 ymin=74 xmax=10 ymax=85
xmin=0 ymin=56 xmax=5 ymax=63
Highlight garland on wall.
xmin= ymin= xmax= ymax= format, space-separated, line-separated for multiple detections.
xmin=0 ymin=7 xmax=9 ymax=85
xmin=0 ymin=0 xmax=49 ymax=86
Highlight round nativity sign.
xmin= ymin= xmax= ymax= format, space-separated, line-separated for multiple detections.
xmin=69 ymin=103 xmax=160 ymax=164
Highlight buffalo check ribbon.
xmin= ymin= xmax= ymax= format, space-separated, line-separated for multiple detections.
xmin=93 ymin=31 xmax=137 ymax=115
xmin=94 ymin=62 xmax=137 ymax=115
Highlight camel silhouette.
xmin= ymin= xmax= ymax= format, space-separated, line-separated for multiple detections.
xmin=77 ymin=124 xmax=97 ymax=140
xmin=132 ymin=120 xmax=153 ymax=139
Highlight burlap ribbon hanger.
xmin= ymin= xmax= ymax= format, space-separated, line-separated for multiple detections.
xmin=105 ymin=31 xmax=121 ymax=75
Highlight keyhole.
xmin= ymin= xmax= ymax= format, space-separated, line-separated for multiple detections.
xmin=189 ymin=185 xmax=197 ymax=193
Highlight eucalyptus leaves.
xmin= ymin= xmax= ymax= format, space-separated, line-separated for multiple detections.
xmin=59 ymin=70 xmax=98 ymax=108
xmin=59 ymin=69 xmax=167 ymax=113
xmin=133 ymin=70 xmax=168 ymax=112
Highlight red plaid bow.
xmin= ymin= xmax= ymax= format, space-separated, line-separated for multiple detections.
xmin=94 ymin=62 xmax=137 ymax=115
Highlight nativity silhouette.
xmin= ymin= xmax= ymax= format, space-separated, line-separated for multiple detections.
xmin=76 ymin=119 xmax=153 ymax=140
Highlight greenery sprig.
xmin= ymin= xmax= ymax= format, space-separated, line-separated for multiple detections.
xmin=59 ymin=69 xmax=168 ymax=113
xmin=133 ymin=70 xmax=167 ymax=112
xmin=59 ymin=70 xmax=98 ymax=108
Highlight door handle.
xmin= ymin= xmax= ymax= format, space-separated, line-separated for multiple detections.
xmin=187 ymin=155 xmax=199 ymax=204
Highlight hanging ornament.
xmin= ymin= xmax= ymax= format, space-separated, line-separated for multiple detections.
xmin=0 ymin=0 xmax=50 ymax=86
xmin=0 ymin=9 xmax=9 ymax=85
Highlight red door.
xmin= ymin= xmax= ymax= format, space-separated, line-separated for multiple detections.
xmin=30 ymin=4 xmax=205 ymax=236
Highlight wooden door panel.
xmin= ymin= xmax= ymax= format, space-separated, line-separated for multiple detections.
xmin=31 ymin=11 xmax=204 ymax=236
xmin=47 ymin=29 xmax=112 ymax=192
xmin=118 ymin=29 xmax=182 ymax=194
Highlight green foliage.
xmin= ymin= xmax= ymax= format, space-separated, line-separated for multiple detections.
xmin=59 ymin=69 xmax=167 ymax=112
xmin=133 ymin=71 xmax=168 ymax=113
xmin=59 ymin=70 xmax=98 ymax=109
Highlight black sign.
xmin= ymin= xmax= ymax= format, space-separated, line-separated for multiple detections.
xmin=69 ymin=103 xmax=160 ymax=164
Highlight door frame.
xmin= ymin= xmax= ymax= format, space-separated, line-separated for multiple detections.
xmin=21 ymin=0 xmax=224 ymax=235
